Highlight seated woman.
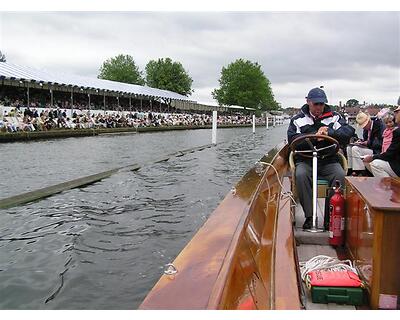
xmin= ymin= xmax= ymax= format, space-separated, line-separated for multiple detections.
xmin=381 ymin=112 xmax=396 ymax=153
xmin=363 ymin=107 xmax=400 ymax=177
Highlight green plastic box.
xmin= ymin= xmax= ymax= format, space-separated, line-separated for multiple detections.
xmin=311 ymin=286 xmax=365 ymax=305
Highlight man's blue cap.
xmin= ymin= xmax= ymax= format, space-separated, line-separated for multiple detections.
xmin=306 ymin=87 xmax=328 ymax=103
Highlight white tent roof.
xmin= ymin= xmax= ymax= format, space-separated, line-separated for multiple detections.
xmin=225 ymin=105 xmax=256 ymax=111
xmin=0 ymin=62 xmax=194 ymax=102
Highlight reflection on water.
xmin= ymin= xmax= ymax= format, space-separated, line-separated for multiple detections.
xmin=0 ymin=125 xmax=287 ymax=309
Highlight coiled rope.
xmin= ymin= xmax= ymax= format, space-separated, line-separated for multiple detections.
xmin=299 ymin=255 xmax=359 ymax=288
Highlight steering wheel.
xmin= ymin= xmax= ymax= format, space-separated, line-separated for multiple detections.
xmin=289 ymin=134 xmax=340 ymax=159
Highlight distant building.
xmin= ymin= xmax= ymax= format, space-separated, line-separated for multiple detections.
xmin=284 ymin=104 xmax=387 ymax=119
xmin=364 ymin=106 xmax=380 ymax=117
xmin=345 ymin=107 xmax=360 ymax=117
xmin=344 ymin=104 xmax=383 ymax=120
xmin=283 ymin=107 xmax=300 ymax=117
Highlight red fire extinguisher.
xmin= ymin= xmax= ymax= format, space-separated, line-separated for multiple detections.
xmin=329 ymin=180 xmax=345 ymax=246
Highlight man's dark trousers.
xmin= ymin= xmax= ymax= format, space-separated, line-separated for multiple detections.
xmin=295 ymin=161 xmax=345 ymax=226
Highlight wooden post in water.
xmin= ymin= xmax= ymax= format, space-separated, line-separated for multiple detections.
xmin=27 ymin=82 xmax=30 ymax=109
xmin=252 ymin=114 xmax=256 ymax=134
xmin=71 ymin=88 xmax=74 ymax=118
xmin=103 ymin=93 xmax=106 ymax=115
xmin=212 ymin=110 xmax=217 ymax=145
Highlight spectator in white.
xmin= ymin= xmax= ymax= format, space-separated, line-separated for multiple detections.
xmin=346 ymin=111 xmax=384 ymax=175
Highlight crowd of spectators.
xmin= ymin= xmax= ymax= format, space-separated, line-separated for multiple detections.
xmin=0 ymin=99 xmax=265 ymax=133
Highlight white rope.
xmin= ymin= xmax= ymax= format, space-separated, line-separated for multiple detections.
xmin=256 ymin=162 xmax=361 ymax=288
xmin=299 ymin=255 xmax=358 ymax=287
xmin=257 ymin=161 xmax=297 ymax=205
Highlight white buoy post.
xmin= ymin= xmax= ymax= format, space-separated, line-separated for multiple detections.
xmin=273 ymin=116 xmax=276 ymax=127
xmin=212 ymin=110 xmax=217 ymax=144
xmin=252 ymin=114 xmax=256 ymax=134
xmin=266 ymin=115 xmax=269 ymax=129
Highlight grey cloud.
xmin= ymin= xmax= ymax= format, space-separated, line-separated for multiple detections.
xmin=0 ymin=11 xmax=398 ymax=106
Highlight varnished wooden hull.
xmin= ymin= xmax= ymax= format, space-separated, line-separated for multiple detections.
xmin=139 ymin=143 xmax=400 ymax=310
xmin=139 ymin=143 xmax=301 ymax=309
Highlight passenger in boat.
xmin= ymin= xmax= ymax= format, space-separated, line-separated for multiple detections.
xmin=346 ymin=111 xmax=384 ymax=176
xmin=380 ymin=111 xmax=396 ymax=153
xmin=287 ymin=87 xmax=355 ymax=230
xmin=362 ymin=106 xmax=400 ymax=178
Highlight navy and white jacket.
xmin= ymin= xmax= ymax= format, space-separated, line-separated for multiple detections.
xmin=287 ymin=104 xmax=355 ymax=164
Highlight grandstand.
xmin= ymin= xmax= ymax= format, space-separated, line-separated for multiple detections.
xmin=0 ymin=62 xmax=242 ymax=114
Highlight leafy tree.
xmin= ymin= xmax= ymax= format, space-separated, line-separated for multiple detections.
xmin=346 ymin=99 xmax=359 ymax=107
xmin=212 ymin=59 xmax=278 ymax=111
xmin=145 ymin=58 xmax=193 ymax=96
xmin=98 ymin=54 xmax=145 ymax=85
xmin=0 ymin=50 xmax=6 ymax=62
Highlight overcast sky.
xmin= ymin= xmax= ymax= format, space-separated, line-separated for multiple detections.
xmin=0 ymin=12 xmax=399 ymax=107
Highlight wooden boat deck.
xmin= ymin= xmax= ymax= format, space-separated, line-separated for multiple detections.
xmin=294 ymin=199 xmax=356 ymax=310
xmin=294 ymin=198 xmax=329 ymax=245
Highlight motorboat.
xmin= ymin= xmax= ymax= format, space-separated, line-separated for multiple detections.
xmin=139 ymin=135 xmax=400 ymax=310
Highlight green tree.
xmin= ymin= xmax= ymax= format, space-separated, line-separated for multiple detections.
xmin=212 ymin=59 xmax=278 ymax=111
xmin=346 ymin=99 xmax=359 ymax=107
xmin=0 ymin=50 xmax=6 ymax=62
xmin=98 ymin=54 xmax=145 ymax=85
xmin=145 ymin=58 xmax=193 ymax=96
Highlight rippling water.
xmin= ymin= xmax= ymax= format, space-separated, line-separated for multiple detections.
xmin=0 ymin=125 xmax=288 ymax=309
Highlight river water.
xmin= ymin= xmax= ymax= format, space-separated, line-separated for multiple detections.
xmin=0 ymin=124 xmax=288 ymax=309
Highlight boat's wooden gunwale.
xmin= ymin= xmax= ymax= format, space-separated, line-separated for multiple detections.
xmin=273 ymin=177 xmax=302 ymax=309
xmin=139 ymin=142 xmax=301 ymax=310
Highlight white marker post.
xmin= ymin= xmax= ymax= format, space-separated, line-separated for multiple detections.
xmin=212 ymin=110 xmax=217 ymax=144
xmin=252 ymin=114 xmax=256 ymax=134
xmin=273 ymin=116 xmax=276 ymax=127
xmin=266 ymin=115 xmax=269 ymax=129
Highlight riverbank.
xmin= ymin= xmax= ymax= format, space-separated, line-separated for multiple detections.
xmin=0 ymin=123 xmax=266 ymax=143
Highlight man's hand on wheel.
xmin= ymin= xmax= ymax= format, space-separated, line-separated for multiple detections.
xmin=316 ymin=126 xmax=328 ymax=135
xmin=316 ymin=126 xmax=328 ymax=140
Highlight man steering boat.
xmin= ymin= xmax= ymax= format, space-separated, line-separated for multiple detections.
xmin=287 ymin=87 xmax=355 ymax=230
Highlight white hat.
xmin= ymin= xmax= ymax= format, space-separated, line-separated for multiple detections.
xmin=355 ymin=112 xmax=370 ymax=128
